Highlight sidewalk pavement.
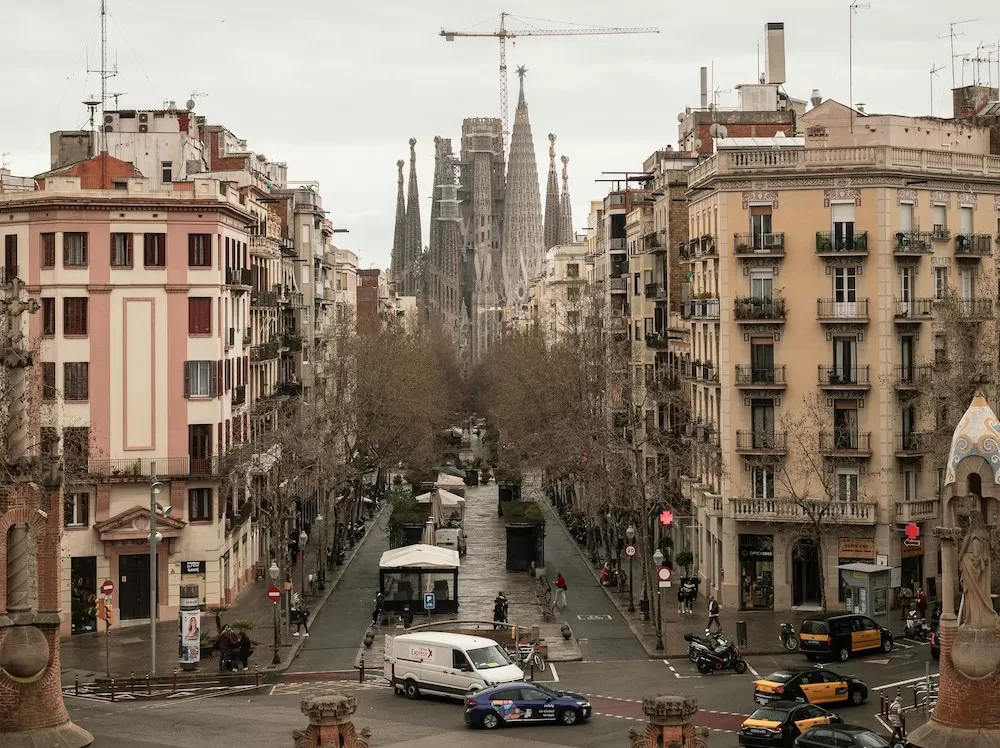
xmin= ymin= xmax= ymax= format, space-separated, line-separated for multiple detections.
xmin=59 ymin=506 xmax=386 ymax=684
xmin=539 ymin=490 xmax=908 ymax=659
xmin=355 ymin=479 xmax=582 ymax=670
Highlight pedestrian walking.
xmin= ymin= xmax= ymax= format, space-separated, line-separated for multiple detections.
xmin=677 ymin=579 xmax=687 ymax=614
xmin=551 ymin=572 xmax=568 ymax=612
xmin=493 ymin=592 xmax=509 ymax=629
xmin=371 ymin=591 xmax=384 ymax=627
xmin=402 ymin=604 xmax=414 ymax=629
xmin=292 ymin=596 xmax=310 ymax=637
xmin=915 ymin=587 xmax=927 ymax=619
xmin=707 ymin=595 xmax=722 ymax=633
xmin=218 ymin=625 xmax=236 ymax=672
xmin=236 ymin=630 xmax=253 ymax=671
xmin=888 ymin=695 xmax=906 ymax=743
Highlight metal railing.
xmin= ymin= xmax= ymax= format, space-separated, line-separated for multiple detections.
xmin=734 ymin=297 xmax=786 ymax=320
xmin=609 ymin=277 xmax=627 ymax=292
xmin=895 ymin=364 xmax=933 ymax=387
xmin=955 ymin=233 xmax=993 ymax=256
xmin=894 ymin=298 xmax=934 ymax=317
xmin=735 ymin=430 xmax=787 ymax=452
xmin=818 ymin=365 xmax=870 ymax=387
xmin=733 ymin=233 xmax=785 ymax=254
xmin=735 ymin=364 xmax=786 ymax=385
xmin=954 ymin=298 xmax=994 ymax=317
xmin=276 ymin=381 xmax=303 ymax=396
xmin=609 ymin=237 xmax=627 ymax=251
xmin=251 ymin=290 xmax=279 ymax=307
xmin=818 ymin=431 xmax=872 ymax=454
xmin=250 ymin=342 xmax=279 ymax=362
xmin=897 ymin=431 xmax=932 ymax=452
xmin=894 ymin=232 xmax=934 ymax=254
xmin=682 ymin=298 xmax=720 ymax=319
xmin=816 ymin=298 xmax=870 ymax=320
xmin=816 ymin=231 xmax=868 ymax=253
xmin=645 ymin=282 xmax=667 ymax=299
xmin=226 ymin=267 xmax=252 ymax=287
xmin=88 ymin=456 xmax=222 ymax=479
xmin=231 ymin=385 xmax=247 ymax=406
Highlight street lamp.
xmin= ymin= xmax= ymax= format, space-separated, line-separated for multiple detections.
xmin=653 ymin=548 xmax=665 ymax=651
xmin=625 ymin=525 xmax=636 ymax=612
xmin=149 ymin=471 xmax=165 ymax=675
xmin=299 ymin=530 xmax=309 ymax=598
xmin=269 ymin=562 xmax=280 ymax=665
xmin=314 ymin=514 xmax=325 ymax=591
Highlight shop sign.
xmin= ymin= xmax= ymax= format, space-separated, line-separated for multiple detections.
xmin=838 ymin=538 xmax=875 ymax=560
xmin=182 ymin=561 xmax=206 ymax=575
xmin=739 ymin=534 xmax=774 ymax=559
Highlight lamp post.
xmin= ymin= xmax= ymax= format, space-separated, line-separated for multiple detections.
xmin=299 ymin=530 xmax=308 ymax=598
xmin=653 ymin=549 xmax=665 ymax=651
xmin=314 ymin=514 xmax=325 ymax=591
xmin=625 ymin=525 xmax=636 ymax=612
xmin=149 ymin=469 xmax=165 ymax=675
xmin=269 ymin=562 xmax=280 ymax=665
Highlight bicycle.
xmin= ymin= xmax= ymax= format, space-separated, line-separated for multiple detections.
xmin=507 ymin=640 xmax=546 ymax=672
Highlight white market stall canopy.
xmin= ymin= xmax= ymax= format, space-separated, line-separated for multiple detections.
xmin=436 ymin=472 xmax=465 ymax=486
xmin=414 ymin=489 xmax=466 ymax=507
xmin=379 ymin=544 xmax=460 ymax=570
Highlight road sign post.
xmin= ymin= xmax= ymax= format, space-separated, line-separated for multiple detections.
xmin=424 ymin=592 xmax=436 ymax=618
xmin=99 ymin=580 xmax=114 ymax=678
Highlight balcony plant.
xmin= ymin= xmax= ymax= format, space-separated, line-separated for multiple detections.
xmin=735 ymin=241 xmax=750 ymax=252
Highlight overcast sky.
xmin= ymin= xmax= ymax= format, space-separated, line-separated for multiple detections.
xmin=4 ymin=0 xmax=998 ymax=269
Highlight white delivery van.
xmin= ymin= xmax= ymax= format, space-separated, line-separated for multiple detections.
xmin=384 ymin=632 xmax=523 ymax=700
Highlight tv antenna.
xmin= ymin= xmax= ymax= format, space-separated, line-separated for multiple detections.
xmin=940 ymin=19 xmax=978 ymax=88
xmin=83 ymin=96 xmax=101 ymax=135
xmin=930 ymin=64 xmax=945 ymax=116
xmin=108 ymin=91 xmax=126 ymax=109
xmin=186 ymin=91 xmax=208 ymax=110
xmin=970 ymin=42 xmax=997 ymax=86
xmin=712 ymin=86 xmax=732 ymax=108
xmin=86 ymin=0 xmax=118 ymax=177
xmin=849 ymin=1 xmax=870 ymax=134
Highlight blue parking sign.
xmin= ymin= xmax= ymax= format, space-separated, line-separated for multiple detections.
xmin=423 ymin=592 xmax=436 ymax=610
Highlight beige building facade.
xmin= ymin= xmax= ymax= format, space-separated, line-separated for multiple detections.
xmin=682 ymin=112 xmax=1000 ymax=612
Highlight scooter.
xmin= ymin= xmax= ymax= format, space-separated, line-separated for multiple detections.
xmin=904 ymin=610 xmax=933 ymax=641
xmin=778 ymin=622 xmax=799 ymax=651
xmin=695 ymin=640 xmax=748 ymax=674
xmin=684 ymin=630 xmax=728 ymax=662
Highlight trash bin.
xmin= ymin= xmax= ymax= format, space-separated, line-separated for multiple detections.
xmin=736 ymin=620 xmax=748 ymax=649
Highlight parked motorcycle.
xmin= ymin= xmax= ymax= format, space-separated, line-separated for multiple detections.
xmin=600 ymin=565 xmax=627 ymax=588
xmin=905 ymin=610 xmax=933 ymax=641
xmin=778 ymin=622 xmax=799 ymax=651
xmin=684 ymin=630 xmax=728 ymax=662
xmin=695 ymin=640 xmax=747 ymax=674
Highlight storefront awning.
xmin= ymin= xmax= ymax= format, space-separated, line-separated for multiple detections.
xmin=379 ymin=544 xmax=460 ymax=570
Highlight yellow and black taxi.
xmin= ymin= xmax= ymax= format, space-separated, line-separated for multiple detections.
xmin=738 ymin=701 xmax=842 ymax=747
xmin=753 ymin=666 xmax=868 ymax=707
xmin=798 ymin=614 xmax=893 ymax=662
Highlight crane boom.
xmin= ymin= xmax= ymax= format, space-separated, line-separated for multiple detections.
xmin=441 ymin=12 xmax=659 ymax=156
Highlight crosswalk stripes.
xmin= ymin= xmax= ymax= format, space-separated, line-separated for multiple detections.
xmin=268 ymin=678 xmax=391 ymax=697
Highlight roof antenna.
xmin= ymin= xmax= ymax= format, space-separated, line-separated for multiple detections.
xmin=939 ymin=20 xmax=978 ymax=88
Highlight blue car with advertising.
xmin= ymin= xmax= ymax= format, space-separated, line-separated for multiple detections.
xmin=464 ymin=683 xmax=592 ymax=729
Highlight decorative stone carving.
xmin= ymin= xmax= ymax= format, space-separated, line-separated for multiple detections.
xmin=958 ymin=192 xmax=978 ymax=208
xmin=823 ymin=188 xmax=861 ymax=207
xmin=291 ymin=695 xmax=371 ymax=748
xmin=943 ymin=394 xmax=1000 ymax=486
xmin=822 ymin=259 xmax=864 ymax=274
xmin=897 ymin=188 xmax=918 ymax=206
xmin=626 ymin=695 xmax=710 ymax=748
xmin=741 ymin=190 xmax=779 ymax=210
xmin=995 ymin=194 xmax=1000 ymax=211
xmin=930 ymin=191 xmax=952 ymax=206
xmin=957 ymin=511 xmax=998 ymax=629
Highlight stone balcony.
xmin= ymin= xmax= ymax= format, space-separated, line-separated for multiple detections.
xmin=895 ymin=499 xmax=939 ymax=523
xmin=730 ymin=497 xmax=878 ymax=524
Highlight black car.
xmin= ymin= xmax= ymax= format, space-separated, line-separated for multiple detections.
xmin=795 ymin=723 xmax=892 ymax=747
xmin=930 ymin=623 xmax=940 ymax=660
xmin=738 ymin=700 xmax=842 ymax=747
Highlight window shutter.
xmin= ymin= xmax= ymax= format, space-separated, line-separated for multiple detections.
xmin=81 ymin=494 xmax=90 ymax=526
xmin=81 ymin=299 xmax=88 ymax=334
xmin=81 ymin=363 xmax=89 ymax=399
xmin=63 ymin=235 xmax=69 ymax=265
xmin=81 ymin=233 xmax=89 ymax=263
xmin=184 ymin=361 xmax=191 ymax=398
xmin=209 ymin=360 xmax=219 ymax=397
xmin=188 ymin=234 xmax=195 ymax=265
xmin=217 ymin=360 xmax=223 ymax=396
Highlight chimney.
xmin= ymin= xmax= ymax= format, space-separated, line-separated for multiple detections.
xmin=700 ymin=67 xmax=708 ymax=110
xmin=765 ymin=22 xmax=786 ymax=85
xmin=952 ymin=84 xmax=1000 ymax=118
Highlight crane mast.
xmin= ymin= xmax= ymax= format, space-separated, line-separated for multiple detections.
xmin=441 ymin=12 xmax=659 ymax=156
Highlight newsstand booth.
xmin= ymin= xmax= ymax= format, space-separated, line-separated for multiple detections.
xmin=837 ymin=562 xmax=892 ymax=631
xmin=379 ymin=544 xmax=460 ymax=613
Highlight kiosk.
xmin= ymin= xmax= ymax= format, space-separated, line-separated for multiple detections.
xmin=837 ymin=562 xmax=892 ymax=631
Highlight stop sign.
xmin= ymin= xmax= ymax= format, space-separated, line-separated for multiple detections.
xmin=267 ymin=586 xmax=281 ymax=603
xmin=100 ymin=580 xmax=114 ymax=596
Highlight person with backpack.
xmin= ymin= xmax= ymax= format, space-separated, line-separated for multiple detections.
xmin=707 ymin=595 xmax=722 ymax=633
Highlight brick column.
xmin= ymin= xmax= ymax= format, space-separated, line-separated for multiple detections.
xmin=291 ymin=695 xmax=371 ymax=748
xmin=626 ymin=695 xmax=710 ymax=748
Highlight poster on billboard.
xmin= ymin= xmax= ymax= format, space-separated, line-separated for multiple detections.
xmin=181 ymin=610 xmax=201 ymax=645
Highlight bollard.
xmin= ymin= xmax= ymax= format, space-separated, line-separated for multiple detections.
xmin=529 ymin=662 xmax=534 ymax=681
xmin=172 ymin=669 xmax=177 ymax=694
xmin=130 ymin=670 xmax=135 ymax=693
xmin=146 ymin=673 xmax=151 ymax=695
xmin=74 ymin=675 xmax=79 ymax=697
xmin=255 ymin=664 xmax=260 ymax=688
xmin=110 ymin=678 xmax=116 ymax=702
xmin=880 ymin=694 xmax=886 ymax=717
xmin=359 ymin=656 xmax=365 ymax=683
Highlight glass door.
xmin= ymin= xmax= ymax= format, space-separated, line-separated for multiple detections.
xmin=834 ymin=268 xmax=858 ymax=317
xmin=898 ymin=267 xmax=914 ymax=316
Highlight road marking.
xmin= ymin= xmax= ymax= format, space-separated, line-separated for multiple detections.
xmin=576 ymin=614 xmax=613 ymax=620
xmin=746 ymin=662 xmax=760 ymax=677
xmin=548 ymin=664 xmax=559 ymax=683
xmin=871 ymin=672 xmax=940 ymax=691
xmin=864 ymin=658 xmax=892 ymax=665
xmin=663 ymin=659 xmax=682 ymax=678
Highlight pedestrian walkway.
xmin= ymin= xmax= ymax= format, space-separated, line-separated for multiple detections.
xmin=59 ymin=509 xmax=384 ymax=683
xmin=539 ymin=488 xmax=910 ymax=658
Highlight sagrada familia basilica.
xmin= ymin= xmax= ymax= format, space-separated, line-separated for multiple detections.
xmin=389 ymin=68 xmax=574 ymax=369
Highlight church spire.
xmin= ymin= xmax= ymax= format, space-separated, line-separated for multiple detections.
xmin=403 ymin=137 xmax=422 ymax=296
xmin=559 ymin=155 xmax=574 ymax=246
xmin=500 ymin=66 xmax=545 ymax=309
xmin=391 ymin=159 xmax=405 ymax=287
xmin=543 ymin=133 xmax=560 ymax=251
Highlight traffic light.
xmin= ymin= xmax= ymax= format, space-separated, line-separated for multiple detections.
xmin=96 ymin=598 xmax=112 ymax=626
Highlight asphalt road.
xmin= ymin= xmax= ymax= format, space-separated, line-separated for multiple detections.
xmin=66 ymin=636 xmax=938 ymax=746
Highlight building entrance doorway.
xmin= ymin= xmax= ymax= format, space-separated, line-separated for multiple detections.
xmin=119 ymin=553 xmax=153 ymax=621
xmin=792 ymin=539 xmax=821 ymax=608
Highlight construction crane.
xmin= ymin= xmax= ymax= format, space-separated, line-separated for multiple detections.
xmin=441 ymin=12 xmax=659 ymax=154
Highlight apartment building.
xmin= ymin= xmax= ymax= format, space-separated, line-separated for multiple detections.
xmin=526 ymin=242 xmax=590 ymax=341
xmin=680 ymin=98 xmax=1000 ymax=613
xmin=0 ymin=160 xmax=258 ymax=636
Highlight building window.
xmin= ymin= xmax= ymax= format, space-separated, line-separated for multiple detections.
xmin=932 ymin=204 xmax=947 ymax=237
xmin=750 ymin=205 xmax=773 ymax=246
xmin=836 ymin=470 xmax=859 ymax=501
xmin=64 ymin=232 xmax=88 ymax=267
xmin=902 ymin=469 xmax=917 ymax=502
xmin=64 ymin=362 xmax=89 ymax=401
xmin=934 ymin=334 xmax=947 ymax=364
xmin=188 ymin=234 xmax=212 ymax=267
xmin=42 ymin=297 xmax=55 ymax=335
xmin=41 ymin=362 xmax=56 ymax=400
xmin=161 ymin=161 xmax=173 ymax=184
xmin=566 ymin=263 xmax=580 ymax=279
xmin=41 ymin=233 xmax=56 ymax=268
xmin=566 ymin=310 xmax=579 ymax=329
xmin=63 ymin=426 xmax=89 ymax=472
xmin=144 ymin=233 xmax=166 ymax=267
xmin=4 ymin=235 xmax=17 ymax=280
xmin=188 ymin=298 xmax=212 ymax=335
xmin=933 ymin=267 xmax=947 ymax=300
xmin=64 ymin=492 xmax=90 ymax=528
xmin=184 ymin=360 xmax=218 ymax=398
xmin=752 ymin=466 xmax=775 ymax=499
xmin=63 ymin=297 xmax=89 ymax=335
xmin=749 ymin=269 xmax=773 ymax=300
xmin=566 ymin=286 xmax=580 ymax=302
xmin=111 ymin=233 xmax=133 ymax=267
xmin=188 ymin=488 xmax=212 ymax=522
